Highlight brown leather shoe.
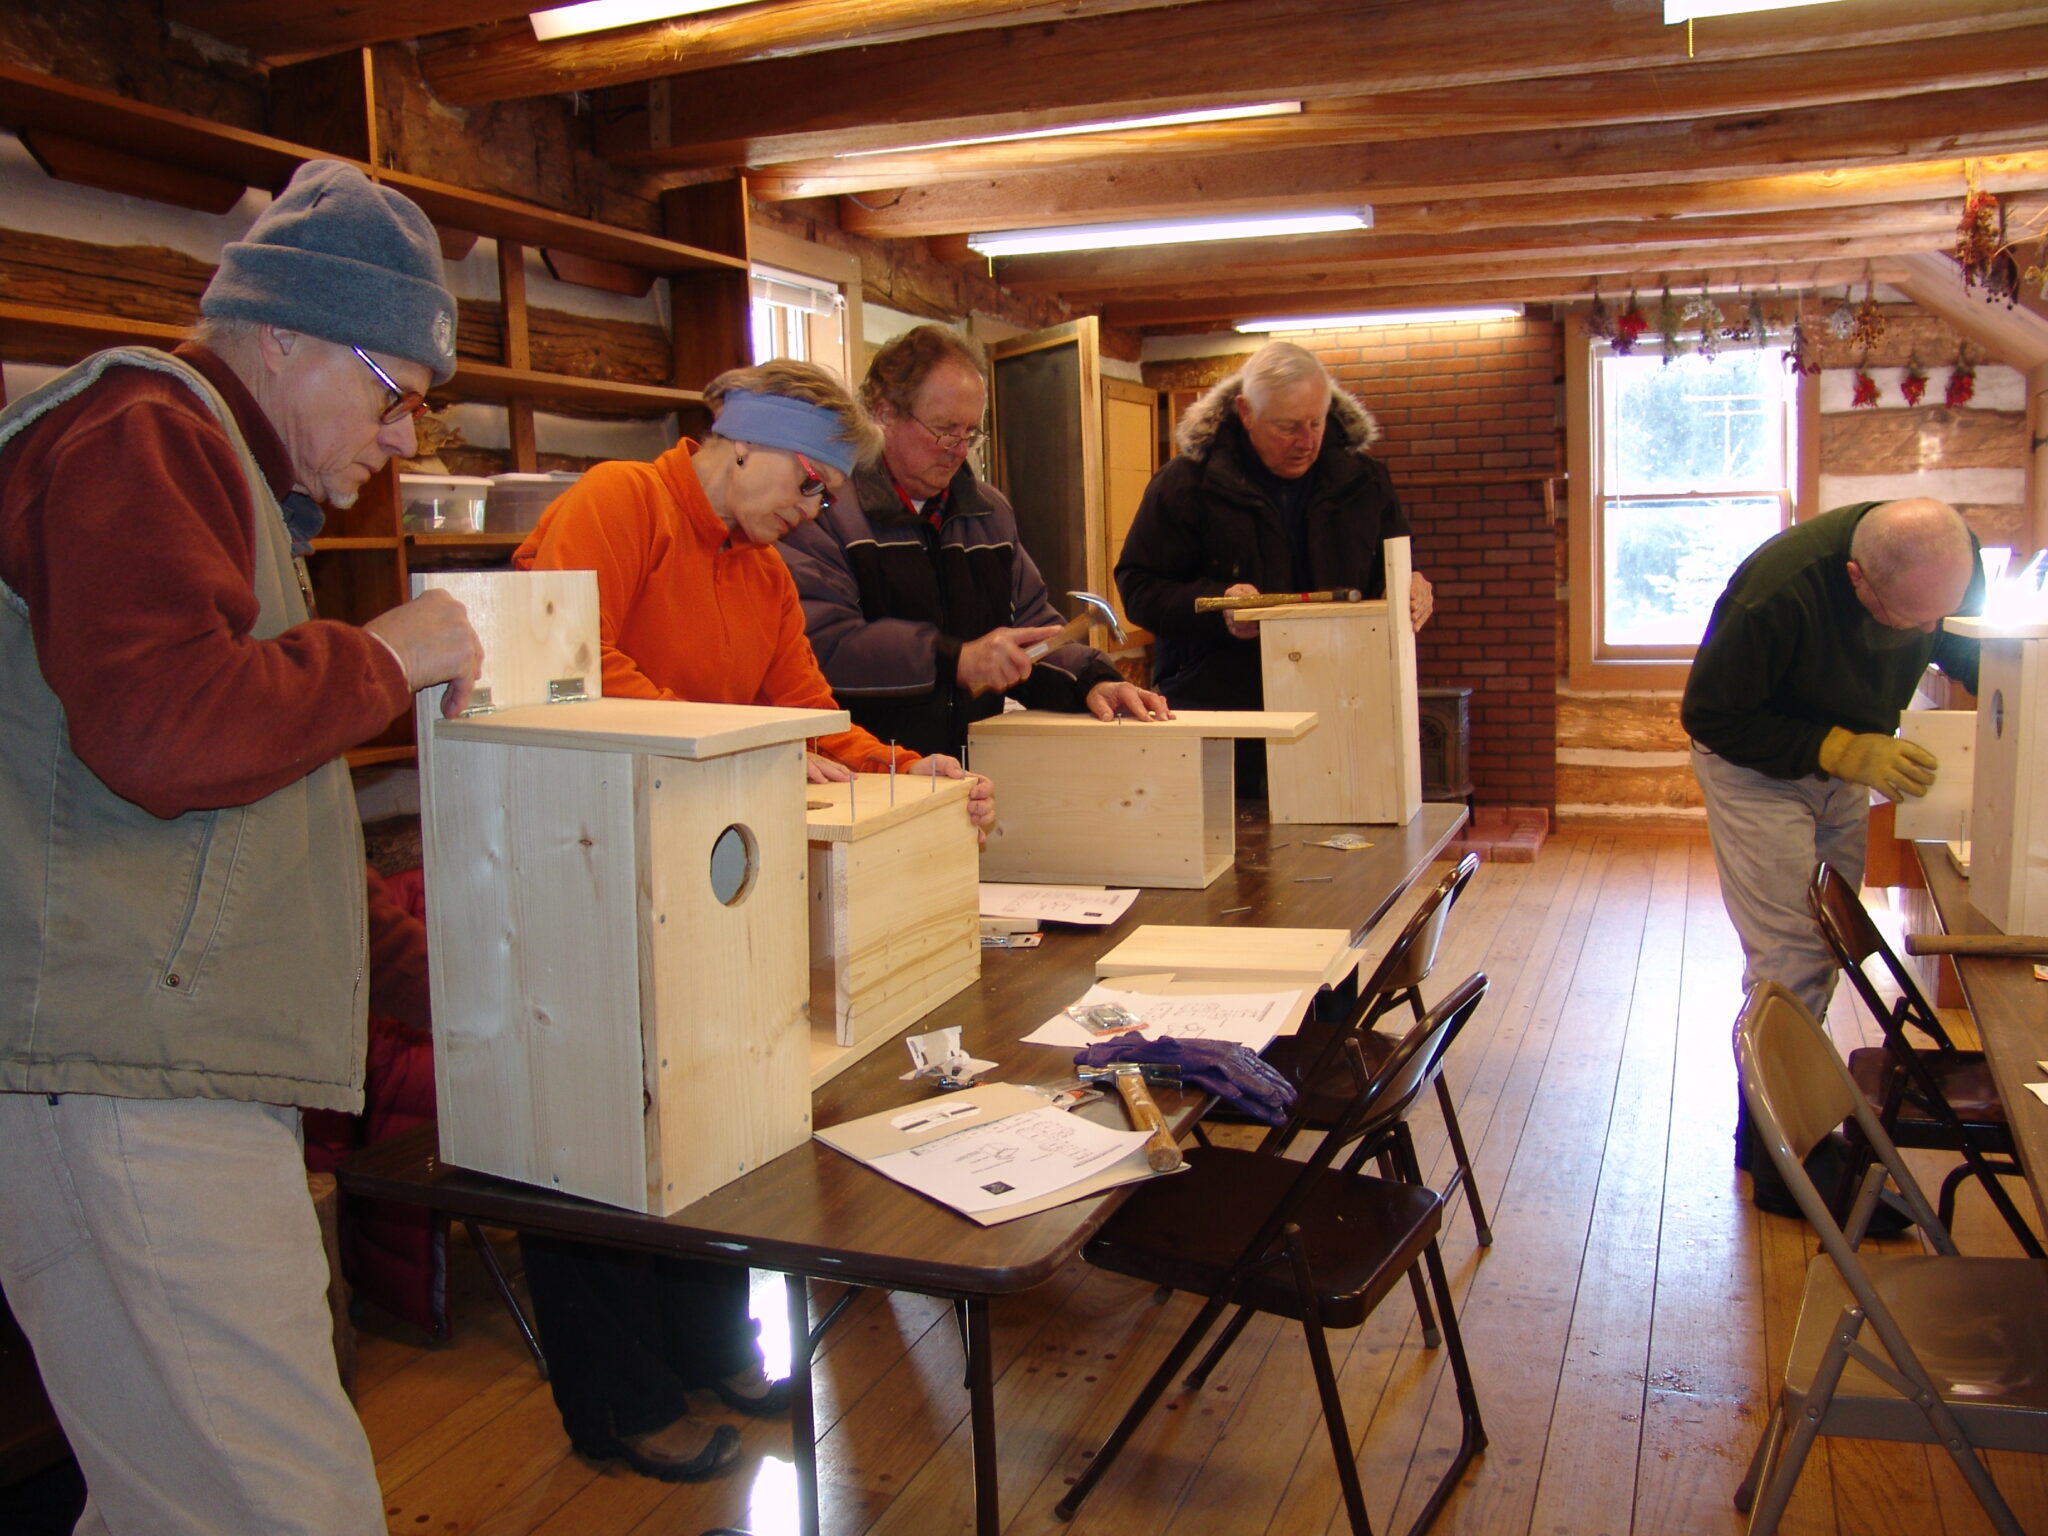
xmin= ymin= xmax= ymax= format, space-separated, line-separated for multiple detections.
xmin=714 ymin=1362 xmax=792 ymax=1417
xmin=595 ymin=1416 xmax=742 ymax=1482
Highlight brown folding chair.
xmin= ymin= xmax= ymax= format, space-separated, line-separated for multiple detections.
xmin=1807 ymin=862 xmax=2041 ymax=1255
xmin=1266 ymin=853 xmax=1491 ymax=1246
xmin=1055 ymin=974 xmax=1491 ymax=1536
xmin=1733 ymin=981 xmax=2048 ymax=1535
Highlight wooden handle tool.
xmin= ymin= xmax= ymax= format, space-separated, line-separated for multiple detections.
xmin=1193 ymin=588 xmax=1362 ymax=613
xmin=1108 ymin=1065 xmax=1185 ymax=1172
xmin=1905 ymin=933 xmax=2048 ymax=959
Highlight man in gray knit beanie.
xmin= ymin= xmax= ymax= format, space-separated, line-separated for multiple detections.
xmin=0 ymin=155 xmax=479 ymax=1534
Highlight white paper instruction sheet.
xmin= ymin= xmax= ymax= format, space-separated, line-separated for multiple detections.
xmin=977 ymin=884 xmax=1139 ymax=926
xmin=1022 ymin=983 xmax=1307 ymax=1050
xmin=868 ymin=1105 xmax=1154 ymax=1217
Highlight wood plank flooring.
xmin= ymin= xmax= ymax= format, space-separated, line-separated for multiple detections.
xmin=352 ymin=830 xmax=2048 ymax=1535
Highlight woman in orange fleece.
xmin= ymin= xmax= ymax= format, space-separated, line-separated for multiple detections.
xmin=511 ymin=361 xmax=988 ymax=1482
xmin=516 ymin=359 xmax=993 ymax=803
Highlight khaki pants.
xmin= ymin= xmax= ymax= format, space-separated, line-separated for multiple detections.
xmin=0 ymin=1092 xmax=382 ymax=1536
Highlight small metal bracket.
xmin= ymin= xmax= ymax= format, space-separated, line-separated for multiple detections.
xmin=547 ymin=676 xmax=590 ymax=704
xmin=457 ymin=685 xmax=495 ymax=717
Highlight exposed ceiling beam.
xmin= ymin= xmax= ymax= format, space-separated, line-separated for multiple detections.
xmin=1108 ymin=259 xmax=1922 ymax=331
xmin=829 ymin=83 xmax=2048 ymax=236
xmin=419 ymin=0 xmax=1202 ymax=106
xmin=582 ymin=0 xmax=2048 ymax=167
xmin=161 ymin=1 xmax=534 ymax=66
xmin=747 ymin=28 xmax=2048 ymax=191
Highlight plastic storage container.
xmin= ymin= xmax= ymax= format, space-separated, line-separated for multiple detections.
xmin=399 ymin=474 xmax=493 ymax=533
xmin=486 ymin=471 xmax=582 ymax=534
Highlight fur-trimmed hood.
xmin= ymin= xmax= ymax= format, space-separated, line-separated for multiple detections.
xmin=1172 ymin=368 xmax=1381 ymax=462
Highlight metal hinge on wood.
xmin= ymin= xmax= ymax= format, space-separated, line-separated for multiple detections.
xmin=456 ymin=677 xmax=586 ymax=718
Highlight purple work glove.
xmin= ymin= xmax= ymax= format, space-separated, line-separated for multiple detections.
xmin=1073 ymin=1036 xmax=1296 ymax=1126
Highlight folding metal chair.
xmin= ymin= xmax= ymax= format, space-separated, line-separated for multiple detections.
xmin=1055 ymin=973 xmax=1491 ymax=1536
xmin=1733 ymin=980 xmax=2048 ymax=1536
xmin=1263 ymin=853 xmax=1490 ymax=1237
xmin=1808 ymin=862 xmax=2042 ymax=1255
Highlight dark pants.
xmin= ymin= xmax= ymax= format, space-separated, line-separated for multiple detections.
xmin=519 ymin=1236 xmax=758 ymax=1452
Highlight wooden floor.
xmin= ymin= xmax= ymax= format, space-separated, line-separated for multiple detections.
xmin=353 ymin=830 xmax=2048 ymax=1536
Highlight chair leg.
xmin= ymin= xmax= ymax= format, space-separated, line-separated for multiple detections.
xmin=1185 ymin=1301 xmax=1258 ymax=1390
xmin=1937 ymin=1161 xmax=1969 ymax=1232
xmin=1432 ymin=1076 xmax=1493 ymax=1247
xmin=1054 ymin=1293 xmax=1232 ymax=1522
xmin=1288 ymin=1231 xmax=1373 ymax=1536
xmin=462 ymin=1220 xmax=547 ymax=1380
xmin=1959 ymin=1149 xmax=2047 ymax=1259
xmin=1398 ymin=1235 xmax=1486 ymax=1536
xmin=1733 ymin=1402 xmax=1784 ymax=1515
xmin=1383 ymin=1134 xmax=1441 ymax=1349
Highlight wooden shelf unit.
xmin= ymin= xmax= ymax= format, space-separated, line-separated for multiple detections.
xmin=0 ymin=62 xmax=755 ymax=770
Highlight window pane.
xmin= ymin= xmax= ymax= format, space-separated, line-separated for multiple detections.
xmin=1602 ymin=496 xmax=1782 ymax=646
xmin=1603 ymin=348 xmax=1784 ymax=494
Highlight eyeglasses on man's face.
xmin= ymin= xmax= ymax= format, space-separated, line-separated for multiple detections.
xmin=907 ymin=412 xmax=987 ymax=455
xmin=794 ymin=453 xmax=835 ymax=510
xmin=353 ymin=346 xmax=429 ymax=426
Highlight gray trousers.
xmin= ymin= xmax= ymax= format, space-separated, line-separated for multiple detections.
xmin=0 ymin=1092 xmax=382 ymax=1536
xmin=1691 ymin=743 xmax=1867 ymax=1020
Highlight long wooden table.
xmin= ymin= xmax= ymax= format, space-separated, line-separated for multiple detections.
xmin=339 ymin=802 xmax=1468 ymax=1535
xmin=1911 ymin=843 xmax=2048 ymax=1228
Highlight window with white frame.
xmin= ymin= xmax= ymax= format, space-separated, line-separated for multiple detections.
xmin=1569 ymin=325 xmax=1807 ymax=686
xmin=749 ymin=263 xmax=845 ymax=376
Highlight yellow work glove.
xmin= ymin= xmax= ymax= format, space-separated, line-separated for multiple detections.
xmin=1816 ymin=726 xmax=1938 ymax=801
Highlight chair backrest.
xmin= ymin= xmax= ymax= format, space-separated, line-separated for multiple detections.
xmin=1233 ymin=973 xmax=1490 ymax=1284
xmin=1808 ymin=861 xmax=1955 ymax=1053
xmin=1358 ymin=853 xmax=1480 ymax=1004
xmin=1734 ymin=980 xmax=1953 ymax=1254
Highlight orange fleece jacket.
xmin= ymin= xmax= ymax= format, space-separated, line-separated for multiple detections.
xmin=512 ymin=441 xmax=917 ymax=772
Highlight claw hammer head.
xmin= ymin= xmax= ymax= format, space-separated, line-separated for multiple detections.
xmin=1066 ymin=590 xmax=1125 ymax=646
xmin=1024 ymin=589 xmax=1125 ymax=661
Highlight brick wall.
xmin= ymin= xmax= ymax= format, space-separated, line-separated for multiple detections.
xmin=1314 ymin=316 xmax=1565 ymax=808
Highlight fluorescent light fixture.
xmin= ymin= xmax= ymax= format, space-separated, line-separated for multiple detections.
xmin=1236 ymin=305 xmax=1526 ymax=333
xmin=530 ymin=0 xmax=750 ymax=42
xmin=834 ymin=102 xmax=1302 ymax=160
xmin=1663 ymin=0 xmax=1847 ymax=20
xmin=966 ymin=210 xmax=1370 ymax=259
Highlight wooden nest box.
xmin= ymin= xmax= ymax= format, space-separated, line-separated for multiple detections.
xmin=413 ymin=571 xmax=844 ymax=1216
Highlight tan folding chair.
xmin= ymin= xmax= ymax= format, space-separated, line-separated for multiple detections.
xmin=1733 ymin=981 xmax=2048 ymax=1536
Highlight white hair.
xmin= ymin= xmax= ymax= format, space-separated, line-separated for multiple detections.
xmin=1850 ymin=498 xmax=1974 ymax=592
xmin=1239 ymin=341 xmax=1334 ymax=414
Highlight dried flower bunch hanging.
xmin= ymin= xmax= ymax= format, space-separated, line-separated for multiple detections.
xmin=1900 ymin=356 xmax=1928 ymax=408
xmin=1945 ymin=345 xmax=1976 ymax=408
xmin=1826 ymin=288 xmax=1857 ymax=340
xmin=1737 ymin=290 xmax=1771 ymax=350
xmin=1956 ymin=163 xmax=2023 ymax=307
xmin=1781 ymin=296 xmax=1819 ymax=376
xmin=1585 ymin=280 xmax=1616 ymax=343
xmin=1687 ymin=282 xmax=1724 ymax=360
xmin=1614 ymin=290 xmax=1648 ymax=355
xmin=1851 ymin=356 xmax=1881 ymax=409
xmin=1850 ymin=270 xmax=1886 ymax=352
xmin=1657 ymin=283 xmax=1685 ymax=365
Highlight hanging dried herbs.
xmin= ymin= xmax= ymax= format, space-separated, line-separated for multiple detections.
xmin=1899 ymin=356 xmax=1928 ymax=408
xmin=1613 ymin=290 xmax=1648 ymax=355
xmin=1850 ymin=271 xmax=1886 ymax=352
xmin=1945 ymin=345 xmax=1976 ymax=408
xmin=1585 ymin=280 xmax=1616 ymax=343
xmin=1826 ymin=288 xmax=1857 ymax=340
xmin=1657 ymin=283 xmax=1685 ymax=365
xmin=1781 ymin=299 xmax=1819 ymax=376
xmin=1851 ymin=357 xmax=1880 ymax=409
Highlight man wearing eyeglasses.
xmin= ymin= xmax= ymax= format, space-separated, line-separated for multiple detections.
xmin=1114 ymin=340 xmax=1432 ymax=795
xmin=1682 ymin=497 xmax=1982 ymax=1218
xmin=780 ymin=324 xmax=1170 ymax=759
xmin=0 ymin=160 xmax=482 ymax=1533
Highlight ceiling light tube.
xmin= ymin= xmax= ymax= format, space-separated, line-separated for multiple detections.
xmin=530 ymin=0 xmax=751 ymax=42
xmin=1236 ymin=305 xmax=1526 ymax=333
xmin=1663 ymin=0 xmax=1847 ymax=21
xmin=966 ymin=210 xmax=1370 ymax=259
xmin=835 ymin=102 xmax=1302 ymax=160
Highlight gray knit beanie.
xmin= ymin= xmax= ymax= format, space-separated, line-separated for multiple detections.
xmin=202 ymin=160 xmax=459 ymax=385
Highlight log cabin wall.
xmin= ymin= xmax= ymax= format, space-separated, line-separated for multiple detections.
xmin=1147 ymin=313 xmax=1564 ymax=812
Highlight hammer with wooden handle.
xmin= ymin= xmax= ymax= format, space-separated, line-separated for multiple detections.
xmin=1193 ymin=588 xmax=1363 ymax=613
xmin=1078 ymin=1063 xmax=1185 ymax=1171
xmin=1905 ymin=933 xmax=2048 ymax=959
xmin=1023 ymin=590 xmax=1125 ymax=660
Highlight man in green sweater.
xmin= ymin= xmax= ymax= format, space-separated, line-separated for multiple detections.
xmin=1681 ymin=497 xmax=1982 ymax=1211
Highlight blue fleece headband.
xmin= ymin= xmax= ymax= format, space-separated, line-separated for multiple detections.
xmin=709 ymin=389 xmax=859 ymax=476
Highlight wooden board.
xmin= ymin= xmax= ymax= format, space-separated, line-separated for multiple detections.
xmin=972 ymin=730 xmax=1236 ymax=888
xmin=1254 ymin=535 xmax=1423 ymax=826
xmin=643 ymin=744 xmax=814 ymax=1211
xmin=1968 ymin=632 xmax=2048 ymax=935
xmin=414 ymin=568 xmax=599 ymax=712
xmin=437 ymin=695 xmax=845 ymax=759
xmin=1094 ymin=923 xmax=1358 ymax=989
xmin=807 ymin=774 xmax=980 ymax=1062
xmin=966 ymin=707 xmax=1313 ymax=743
xmin=1894 ymin=708 xmax=1975 ymax=842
